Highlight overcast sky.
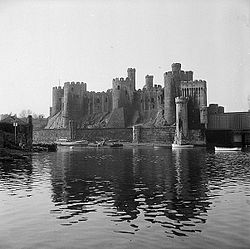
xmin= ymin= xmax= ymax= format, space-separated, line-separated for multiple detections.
xmin=0 ymin=0 xmax=249 ymax=116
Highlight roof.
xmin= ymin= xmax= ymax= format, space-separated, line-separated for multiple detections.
xmin=0 ymin=115 xmax=28 ymax=125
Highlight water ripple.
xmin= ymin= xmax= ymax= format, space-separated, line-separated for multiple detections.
xmin=1 ymin=148 xmax=250 ymax=248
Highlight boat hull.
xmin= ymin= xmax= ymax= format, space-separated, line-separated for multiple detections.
xmin=56 ymin=140 xmax=88 ymax=146
xmin=215 ymin=147 xmax=241 ymax=152
xmin=172 ymin=144 xmax=194 ymax=149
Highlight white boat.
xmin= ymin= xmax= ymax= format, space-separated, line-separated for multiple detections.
xmin=154 ymin=144 xmax=171 ymax=149
xmin=56 ymin=139 xmax=88 ymax=146
xmin=215 ymin=146 xmax=241 ymax=152
xmin=88 ymin=142 xmax=102 ymax=147
xmin=172 ymin=143 xmax=194 ymax=149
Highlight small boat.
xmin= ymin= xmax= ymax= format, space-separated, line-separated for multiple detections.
xmin=109 ymin=143 xmax=123 ymax=148
xmin=172 ymin=143 xmax=194 ymax=149
xmin=56 ymin=139 xmax=88 ymax=146
xmin=88 ymin=142 xmax=103 ymax=147
xmin=154 ymin=144 xmax=171 ymax=149
xmin=215 ymin=147 xmax=241 ymax=152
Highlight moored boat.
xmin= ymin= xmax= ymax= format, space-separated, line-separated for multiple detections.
xmin=109 ymin=143 xmax=123 ymax=148
xmin=215 ymin=146 xmax=241 ymax=152
xmin=56 ymin=139 xmax=88 ymax=146
xmin=88 ymin=142 xmax=102 ymax=147
xmin=172 ymin=143 xmax=194 ymax=149
xmin=154 ymin=144 xmax=171 ymax=149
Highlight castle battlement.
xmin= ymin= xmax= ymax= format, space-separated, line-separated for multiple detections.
xmin=181 ymin=80 xmax=206 ymax=86
xmin=63 ymin=81 xmax=86 ymax=86
xmin=52 ymin=86 xmax=63 ymax=91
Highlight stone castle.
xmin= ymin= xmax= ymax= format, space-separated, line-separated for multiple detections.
xmin=46 ymin=63 xmax=207 ymax=129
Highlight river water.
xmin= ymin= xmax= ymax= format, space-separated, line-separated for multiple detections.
xmin=0 ymin=146 xmax=250 ymax=249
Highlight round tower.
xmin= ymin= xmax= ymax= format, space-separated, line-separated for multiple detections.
xmin=175 ymin=96 xmax=189 ymax=138
xmin=145 ymin=75 xmax=153 ymax=90
xmin=127 ymin=68 xmax=136 ymax=91
xmin=164 ymin=72 xmax=176 ymax=125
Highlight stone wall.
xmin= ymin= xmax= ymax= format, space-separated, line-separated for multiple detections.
xmin=75 ymin=128 xmax=133 ymax=142
xmin=33 ymin=127 xmax=177 ymax=144
xmin=139 ymin=127 xmax=175 ymax=144
xmin=33 ymin=129 xmax=70 ymax=143
xmin=33 ymin=128 xmax=132 ymax=143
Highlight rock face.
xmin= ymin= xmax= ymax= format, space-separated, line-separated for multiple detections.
xmin=46 ymin=63 xmax=208 ymax=129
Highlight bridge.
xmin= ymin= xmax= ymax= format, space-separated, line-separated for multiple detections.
xmin=206 ymin=112 xmax=250 ymax=147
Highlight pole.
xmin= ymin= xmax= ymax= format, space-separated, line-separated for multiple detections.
xmin=13 ymin=122 xmax=18 ymax=144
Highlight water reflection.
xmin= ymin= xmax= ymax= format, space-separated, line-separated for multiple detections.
xmin=49 ymin=147 xmax=212 ymax=236
xmin=1 ymin=147 xmax=250 ymax=248
xmin=0 ymin=158 xmax=33 ymax=196
xmin=1 ymin=146 xmax=250 ymax=246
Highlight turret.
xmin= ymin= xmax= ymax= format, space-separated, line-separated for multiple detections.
xmin=51 ymin=86 xmax=64 ymax=116
xmin=172 ymin=63 xmax=181 ymax=75
xmin=127 ymin=68 xmax=136 ymax=91
xmin=164 ymin=72 xmax=176 ymax=125
xmin=145 ymin=75 xmax=153 ymax=90
xmin=164 ymin=63 xmax=182 ymax=125
xmin=112 ymin=68 xmax=136 ymax=110
xmin=175 ymin=96 xmax=189 ymax=137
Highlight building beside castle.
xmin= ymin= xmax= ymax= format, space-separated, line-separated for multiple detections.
xmin=46 ymin=63 xmax=208 ymax=131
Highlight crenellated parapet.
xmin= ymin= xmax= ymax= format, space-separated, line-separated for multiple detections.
xmin=181 ymin=80 xmax=207 ymax=108
xmin=180 ymin=71 xmax=193 ymax=81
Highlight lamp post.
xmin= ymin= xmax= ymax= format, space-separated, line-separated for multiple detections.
xmin=13 ymin=122 xmax=18 ymax=144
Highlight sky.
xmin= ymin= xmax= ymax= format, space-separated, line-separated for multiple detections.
xmin=0 ymin=0 xmax=249 ymax=117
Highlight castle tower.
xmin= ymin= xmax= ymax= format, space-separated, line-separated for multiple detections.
xmin=127 ymin=68 xmax=136 ymax=91
xmin=172 ymin=63 xmax=181 ymax=75
xmin=51 ymin=86 xmax=64 ymax=116
xmin=112 ymin=68 xmax=136 ymax=110
xmin=174 ymin=96 xmax=189 ymax=144
xmin=62 ymin=82 xmax=87 ymax=128
xmin=145 ymin=75 xmax=153 ymax=90
xmin=171 ymin=63 xmax=182 ymax=97
xmin=164 ymin=72 xmax=175 ymax=124
xmin=164 ymin=63 xmax=182 ymax=125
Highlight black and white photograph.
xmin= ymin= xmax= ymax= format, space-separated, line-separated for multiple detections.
xmin=0 ymin=0 xmax=250 ymax=248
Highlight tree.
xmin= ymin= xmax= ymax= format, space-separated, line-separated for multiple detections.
xmin=18 ymin=109 xmax=33 ymax=118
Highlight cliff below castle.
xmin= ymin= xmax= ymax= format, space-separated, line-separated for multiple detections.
xmin=45 ymin=108 xmax=167 ymax=129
